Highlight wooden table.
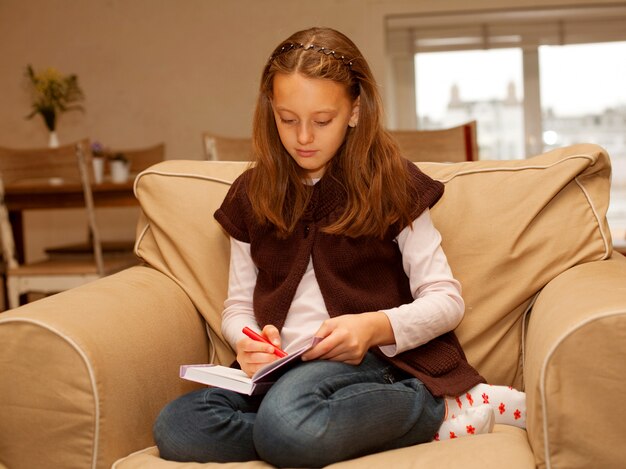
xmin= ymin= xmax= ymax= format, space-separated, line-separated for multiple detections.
xmin=4 ymin=179 xmax=138 ymax=263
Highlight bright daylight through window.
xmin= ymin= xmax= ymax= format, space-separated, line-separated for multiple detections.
xmin=414 ymin=40 xmax=626 ymax=233
xmin=539 ymin=41 xmax=626 ymax=230
xmin=415 ymin=48 xmax=524 ymax=160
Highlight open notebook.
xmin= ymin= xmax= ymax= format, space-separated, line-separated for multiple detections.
xmin=180 ymin=337 xmax=321 ymax=395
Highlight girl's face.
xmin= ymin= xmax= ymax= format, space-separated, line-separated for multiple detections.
xmin=271 ymin=72 xmax=359 ymax=179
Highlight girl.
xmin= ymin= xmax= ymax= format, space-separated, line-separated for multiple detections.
xmin=154 ymin=27 xmax=524 ymax=467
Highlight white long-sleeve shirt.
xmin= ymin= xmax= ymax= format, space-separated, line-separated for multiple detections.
xmin=221 ymin=209 xmax=464 ymax=357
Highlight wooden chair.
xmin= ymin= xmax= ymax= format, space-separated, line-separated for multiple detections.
xmin=122 ymin=142 xmax=166 ymax=174
xmin=202 ymin=125 xmax=477 ymax=163
xmin=0 ymin=140 xmax=138 ymax=309
xmin=202 ymin=132 xmax=252 ymax=161
xmin=389 ymin=121 xmax=478 ymax=163
xmin=45 ymin=142 xmax=165 ymax=258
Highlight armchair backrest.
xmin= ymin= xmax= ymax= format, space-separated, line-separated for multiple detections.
xmin=134 ymin=144 xmax=611 ymax=388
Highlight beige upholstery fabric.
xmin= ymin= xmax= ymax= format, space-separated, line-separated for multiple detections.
xmin=113 ymin=426 xmax=534 ymax=469
xmin=525 ymin=256 xmax=626 ymax=469
xmin=133 ymin=161 xmax=248 ymax=367
xmin=0 ymin=144 xmax=624 ymax=469
xmin=0 ymin=267 xmax=209 ymax=469
xmin=423 ymin=144 xmax=612 ymax=388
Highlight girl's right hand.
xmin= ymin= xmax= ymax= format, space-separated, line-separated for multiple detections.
xmin=236 ymin=324 xmax=282 ymax=377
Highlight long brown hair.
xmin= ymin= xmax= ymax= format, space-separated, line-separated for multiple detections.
xmin=249 ymin=27 xmax=415 ymax=238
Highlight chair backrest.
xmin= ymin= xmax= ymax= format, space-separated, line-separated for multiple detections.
xmin=0 ymin=140 xmax=91 ymax=185
xmin=202 ymin=124 xmax=478 ymax=163
xmin=0 ymin=140 xmax=104 ymax=273
xmin=202 ymin=133 xmax=252 ymax=161
xmin=389 ymin=121 xmax=478 ymax=163
xmin=120 ymin=143 xmax=166 ymax=173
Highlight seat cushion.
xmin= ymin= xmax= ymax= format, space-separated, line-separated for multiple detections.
xmin=113 ymin=426 xmax=534 ymax=469
xmin=134 ymin=143 xmax=611 ymax=387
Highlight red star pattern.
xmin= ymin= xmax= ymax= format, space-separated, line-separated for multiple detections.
xmin=514 ymin=409 xmax=522 ymax=420
xmin=466 ymin=392 xmax=474 ymax=406
xmin=499 ymin=403 xmax=506 ymax=414
xmin=449 ymin=432 xmax=457 ymax=439
xmin=482 ymin=393 xmax=489 ymax=404
xmin=466 ymin=425 xmax=476 ymax=434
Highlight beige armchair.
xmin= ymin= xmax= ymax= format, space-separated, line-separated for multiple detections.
xmin=1 ymin=144 xmax=625 ymax=469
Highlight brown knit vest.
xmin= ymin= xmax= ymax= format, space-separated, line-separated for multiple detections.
xmin=214 ymin=161 xmax=485 ymax=396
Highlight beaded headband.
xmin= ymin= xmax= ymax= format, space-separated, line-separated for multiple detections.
xmin=269 ymin=42 xmax=354 ymax=68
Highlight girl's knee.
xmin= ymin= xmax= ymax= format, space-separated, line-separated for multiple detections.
xmin=253 ymin=396 xmax=339 ymax=467
xmin=152 ymin=389 xmax=224 ymax=462
xmin=253 ymin=420 xmax=334 ymax=467
xmin=153 ymin=396 xmax=184 ymax=441
xmin=153 ymin=400 xmax=189 ymax=461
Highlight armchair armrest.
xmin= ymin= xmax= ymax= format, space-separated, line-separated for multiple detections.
xmin=524 ymin=255 xmax=626 ymax=469
xmin=0 ymin=266 xmax=211 ymax=469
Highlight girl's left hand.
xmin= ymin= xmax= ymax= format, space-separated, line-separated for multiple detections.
xmin=301 ymin=312 xmax=395 ymax=365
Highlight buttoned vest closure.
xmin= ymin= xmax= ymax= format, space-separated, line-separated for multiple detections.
xmin=215 ymin=163 xmax=485 ymax=396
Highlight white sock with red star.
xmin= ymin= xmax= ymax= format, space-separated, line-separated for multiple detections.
xmin=444 ymin=383 xmax=526 ymax=429
xmin=434 ymin=404 xmax=495 ymax=441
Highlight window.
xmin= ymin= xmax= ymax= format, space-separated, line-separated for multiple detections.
xmin=540 ymin=41 xmax=626 ymax=227
xmin=415 ymin=48 xmax=524 ymax=160
xmin=386 ymin=5 xmax=626 ymax=231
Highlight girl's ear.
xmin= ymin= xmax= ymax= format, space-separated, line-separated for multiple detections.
xmin=348 ymin=96 xmax=360 ymax=128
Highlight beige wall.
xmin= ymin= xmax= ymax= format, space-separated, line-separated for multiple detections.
xmin=0 ymin=0 xmax=618 ymax=261
xmin=1 ymin=0 xmax=372 ymax=159
xmin=1 ymin=0 xmax=617 ymax=158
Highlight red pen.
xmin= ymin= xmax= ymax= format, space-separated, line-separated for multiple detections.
xmin=242 ymin=327 xmax=288 ymax=358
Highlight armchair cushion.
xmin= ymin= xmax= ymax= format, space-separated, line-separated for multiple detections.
xmin=134 ymin=143 xmax=611 ymax=388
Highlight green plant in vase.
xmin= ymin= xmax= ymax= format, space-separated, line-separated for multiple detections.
xmin=24 ymin=64 xmax=85 ymax=147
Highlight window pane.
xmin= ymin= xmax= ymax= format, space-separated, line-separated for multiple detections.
xmin=539 ymin=42 xmax=626 ymax=234
xmin=415 ymin=49 xmax=524 ymax=160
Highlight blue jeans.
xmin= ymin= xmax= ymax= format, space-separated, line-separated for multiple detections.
xmin=153 ymin=352 xmax=444 ymax=467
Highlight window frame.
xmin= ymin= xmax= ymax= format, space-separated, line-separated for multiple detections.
xmin=385 ymin=4 xmax=626 ymax=157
